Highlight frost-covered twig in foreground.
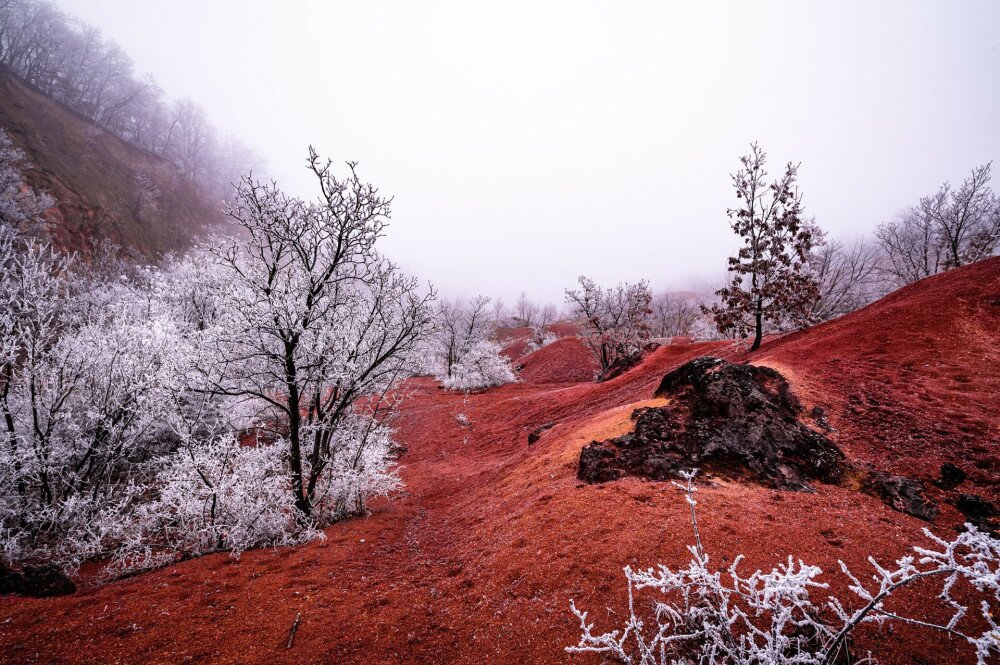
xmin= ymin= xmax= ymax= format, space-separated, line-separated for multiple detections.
xmin=567 ymin=470 xmax=1000 ymax=664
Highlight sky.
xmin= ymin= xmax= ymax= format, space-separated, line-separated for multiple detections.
xmin=57 ymin=1 xmax=1000 ymax=304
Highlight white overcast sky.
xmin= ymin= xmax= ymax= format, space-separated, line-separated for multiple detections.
xmin=58 ymin=1 xmax=1000 ymax=304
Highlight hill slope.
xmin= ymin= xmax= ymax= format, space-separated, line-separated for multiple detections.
xmin=0 ymin=63 xmax=221 ymax=257
xmin=1 ymin=260 xmax=998 ymax=664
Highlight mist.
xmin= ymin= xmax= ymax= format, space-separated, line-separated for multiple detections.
xmin=56 ymin=0 xmax=1000 ymax=303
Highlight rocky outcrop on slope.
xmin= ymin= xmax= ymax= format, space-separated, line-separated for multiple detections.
xmin=578 ymin=357 xmax=846 ymax=490
xmin=578 ymin=357 xmax=943 ymax=521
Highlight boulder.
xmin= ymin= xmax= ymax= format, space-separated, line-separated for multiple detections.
xmin=860 ymin=471 xmax=938 ymax=521
xmin=579 ymin=357 xmax=846 ymax=490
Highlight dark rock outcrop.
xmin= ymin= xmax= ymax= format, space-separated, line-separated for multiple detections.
xmin=0 ymin=563 xmax=76 ymax=598
xmin=527 ymin=422 xmax=556 ymax=445
xmin=579 ymin=357 xmax=847 ymax=490
xmin=954 ymin=494 xmax=998 ymax=533
xmin=933 ymin=463 xmax=967 ymax=490
xmin=859 ymin=471 xmax=938 ymax=521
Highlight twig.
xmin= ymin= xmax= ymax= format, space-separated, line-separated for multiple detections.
xmin=286 ymin=612 xmax=301 ymax=649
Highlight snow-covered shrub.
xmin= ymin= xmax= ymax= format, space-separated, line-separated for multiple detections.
xmin=427 ymin=295 xmax=517 ymax=391
xmin=569 ymin=471 xmax=1000 ymax=665
xmin=0 ymin=243 xmax=181 ymax=571
xmin=442 ymin=340 xmax=516 ymax=391
xmin=523 ymin=325 xmax=557 ymax=354
xmin=109 ymin=436 xmax=315 ymax=575
xmin=0 ymin=128 xmax=53 ymax=235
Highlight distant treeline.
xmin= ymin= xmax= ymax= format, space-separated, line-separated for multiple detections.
xmin=0 ymin=0 xmax=260 ymax=201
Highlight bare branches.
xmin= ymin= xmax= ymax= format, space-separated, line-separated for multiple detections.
xmin=567 ymin=470 xmax=1000 ymax=665
xmin=565 ymin=276 xmax=652 ymax=378
xmin=876 ymin=163 xmax=1000 ymax=287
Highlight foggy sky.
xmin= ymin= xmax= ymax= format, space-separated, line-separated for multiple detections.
xmin=57 ymin=1 xmax=1000 ymax=305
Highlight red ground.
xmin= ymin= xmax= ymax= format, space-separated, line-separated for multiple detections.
xmin=2 ymin=259 xmax=999 ymax=664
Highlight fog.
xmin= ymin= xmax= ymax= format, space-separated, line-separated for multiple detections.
xmin=57 ymin=0 xmax=1000 ymax=303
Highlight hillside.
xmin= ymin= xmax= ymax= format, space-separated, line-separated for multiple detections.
xmin=1 ymin=259 xmax=999 ymax=664
xmin=0 ymin=63 xmax=221 ymax=257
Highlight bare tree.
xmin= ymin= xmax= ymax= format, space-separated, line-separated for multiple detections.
xmin=708 ymin=143 xmax=819 ymax=351
xmin=201 ymin=149 xmax=433 ymax=518
xmin=430 ymin=295 xmax=493 ymax=379
xmin=876 ymin=163 xmax=1000 ymax=287
xmin=565 ymin=276 xmax=652 ymax=377
xmin=809 ymin=233 xmax=883 ymax=321
xmin=921 ymin=162 xmax=999 ymax=269
xmin=875 ymin=206 xmax=944 ymax=287
xmin=651 ymin=292 xmax=701 ymax=338
xmin=513 ymin=291 xmax=539 ymax=327
xmin=490 ymin=297 xmax=510 ymax=328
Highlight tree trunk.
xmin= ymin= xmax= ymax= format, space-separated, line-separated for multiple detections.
xmin=750 ymin=306 xmax=763 ymax=351
xmin=284 ymin=347 xmax=311 ymax=517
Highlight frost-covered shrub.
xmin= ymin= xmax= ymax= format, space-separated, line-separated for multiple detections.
xmin=442 ymin=340 xmax=517 ymax=391
xmin=568 ymin=472 xmax=1000 ymax=665
xmin=110 ymin=436 xmax=316 ymax=575
xmin=523 ymin=325 xmax=557 ymax=354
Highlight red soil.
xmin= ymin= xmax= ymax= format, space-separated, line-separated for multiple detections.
xmin=516 ymin=337 xmax=598 ymax=384
xmin=2 ymin=259 xmax=999 ymax=665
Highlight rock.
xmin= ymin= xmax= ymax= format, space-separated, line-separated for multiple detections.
xmin=933 ymin=463 xmax=967 ymax=490
xmin=0 ymin=561 xmax=15 ymax=595
xmin=1 ymin=564 xmax=76 ymax=598
xmin=810 ymin=405 xmax=833 ymax=432
xmin=596 ymin=351 xmax=644 ymax=382
xmin=954 ymin=494 xmax=998 ymax=533
xmin=578 ymin=357 xmax=847 ymax=490
xmin=860 ymin=471 xmax=938 ymax=521
xmin=527 ymin=422 xmax=555 ymax=445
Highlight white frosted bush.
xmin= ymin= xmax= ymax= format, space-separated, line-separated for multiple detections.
xmin=442 ymin=340 xmax=516 ymax=391
xmin=569 ymin=471 xmax=1000 ymax=665
xmin=110 ymin=436 xmax=316 ymax=575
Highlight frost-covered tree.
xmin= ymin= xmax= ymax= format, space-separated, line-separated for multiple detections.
xmin=565 ymin=276 xmax=652 ymax=377
xmin=569 ymin=471 xmax=1000 ymax=665
xmin=877 ymin=163 xmax=1000 ymax=286
xmin=0 ymin=128 xmax=52 ymax=235
xmin=708 ymin=144 xmax=819 ymax=351
xmin=921 ymin=162 xmax=1000 ymax=269
xmin=427 ymin=296 xmax=516 ymax=391
xmin=196 ymin=149 xmax=432 ymax=519
xmin=808 ymin=232 xmax=883 ymax=321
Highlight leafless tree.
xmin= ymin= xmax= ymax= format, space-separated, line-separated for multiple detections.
xmin=809 ymin=233 xmax=883 ymax=321
xmin=565 ymin=276 xmax=652 ymax=376
xmin=921 ymin=162 xmax=999 ymax=269
xmin=651 ymin=292 xmax=701 ymax=338
xmin=875 ymin=206 xmax=944 ymax=287
xmin=200 ymin=149 xmax=433 ymax=517
xmin=431 ymin=295 xmax=493 ymax=379
xmin=876 ymin=163 xmax=1000 ymax=286
xmin=514 ymin=291 xmax=539 ymax=327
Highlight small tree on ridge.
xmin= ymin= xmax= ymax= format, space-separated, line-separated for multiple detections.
xmin=708 ymin=143 xmax=819 ymax=351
